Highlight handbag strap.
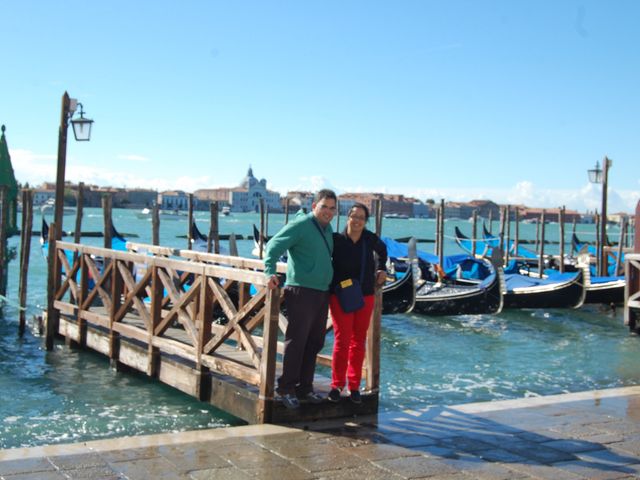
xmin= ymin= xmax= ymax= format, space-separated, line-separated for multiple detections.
xmin=311 ymin=217 xmax=332 ymax=257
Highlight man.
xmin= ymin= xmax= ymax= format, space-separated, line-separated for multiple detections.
xmin=264 ymin=189 xmax=337 ymax=409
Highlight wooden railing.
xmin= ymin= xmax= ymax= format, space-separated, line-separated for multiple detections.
xmin=625 ymin=253 xmax=640 ymax=332
xmin=47 ymin=239 xmax=382 ymax=422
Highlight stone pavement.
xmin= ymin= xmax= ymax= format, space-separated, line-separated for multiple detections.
xmin=3 ymin=386 xmax=640 ymax=479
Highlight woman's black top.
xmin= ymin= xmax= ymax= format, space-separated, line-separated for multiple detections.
xmin=330 ymin=229 xmax=388 ymax=296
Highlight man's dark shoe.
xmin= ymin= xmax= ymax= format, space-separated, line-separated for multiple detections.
xmin=328 ymin=388 xmax=341 ymax=403
xmin=302 ymin=391 xmax=323 ymax=404
xmin=281 ymin=393 xmax=300 ymax=410
xmin=350 ymin=390 xmax=362 ymax=404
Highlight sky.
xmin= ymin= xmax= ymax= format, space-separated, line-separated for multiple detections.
xmin=1 ymin=1 xmax=639 ymax=213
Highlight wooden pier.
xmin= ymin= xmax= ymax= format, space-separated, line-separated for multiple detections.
xmin=45 ymin=236 xmax=381 ymax=424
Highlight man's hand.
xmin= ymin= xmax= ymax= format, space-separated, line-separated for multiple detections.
xmin=267 ymin=274 xmax=280 ymax=290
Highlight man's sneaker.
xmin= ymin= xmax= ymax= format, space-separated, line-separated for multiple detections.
xmin=281 ymin=393 xmax=300 ymax=410
xmin=327 ymin=388 xmax=341 ymax=403
xmin=302 ymin=391 xmax=324 ymax=404
xmin=350 ymin=390 xmax=362 ymax=404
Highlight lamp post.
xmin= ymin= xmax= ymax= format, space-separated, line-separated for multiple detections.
xmin=588 ymin=156 xmax=612 ymax=276
xmin=48 ymin=92 xmax=93 ymax=350
xmin=53 ymin=92 xmax=94 ymax=239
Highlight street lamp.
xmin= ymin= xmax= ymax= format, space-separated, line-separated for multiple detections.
xmin=70 ymin=103 xmax=94 ymax=141
xmin=53 ymin=92 xmax=94 ymax=240
xmin=47 ymin=92 xmax=93 ymax=350
xmin=587 ymin=156 xmax=612 ymax=276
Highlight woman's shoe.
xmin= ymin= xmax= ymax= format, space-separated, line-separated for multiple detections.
xmin=349 ymin=390 xmax=362 ymax=404
xmin=328 ymin=388 xmax=341 ymax=403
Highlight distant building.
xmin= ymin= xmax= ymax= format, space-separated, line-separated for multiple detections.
xmin=195 ymin=167 xmax=281 ymax=213
xmin=159 ymin=190 xmax=189 ymax=211
xmin=284 ymin=191 xmax=314 ymax=213
xmin=33 ymin=189 xmax=56 ymax=206
xmin=338 ymin=193 xmax=416 ymax=217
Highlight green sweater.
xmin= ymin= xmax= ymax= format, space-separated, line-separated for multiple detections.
xmin=264 ymin=211 xmax=334 ymax=291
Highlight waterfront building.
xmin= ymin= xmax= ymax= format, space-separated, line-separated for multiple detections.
xmin=284 ymin=191 xmax=314 ymax=213
xmin=338 ymin=192 xmax=418 ymax=217
xmin=195 ymin=167 xmax=281 ymax=213
xmin=33 ymin=188 xmax=56 ymax=206
xmin=159 ymin=190 xmax=189 ymax=211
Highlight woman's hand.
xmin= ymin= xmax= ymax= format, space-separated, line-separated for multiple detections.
xmin=375 ymin=270 xmax=387 ymax=287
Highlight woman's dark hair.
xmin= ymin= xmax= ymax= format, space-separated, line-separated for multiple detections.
xmin=348 ymin=202 xmax=370 ymax=221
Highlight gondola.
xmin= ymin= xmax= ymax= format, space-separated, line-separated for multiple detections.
xmin=384 ymin=237 xmax=503 ymax=316
xmin=414 ymin=269 xmax=503 ymax=315
xmin=502 ymin=268 xmax=586 ymax=309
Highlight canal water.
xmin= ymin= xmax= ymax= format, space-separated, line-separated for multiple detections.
xmin=1 ymin=209 xmax=638 ymax=449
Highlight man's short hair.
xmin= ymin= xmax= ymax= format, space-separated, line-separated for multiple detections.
xmin=314 ymin=189 xmax=337 ymax=203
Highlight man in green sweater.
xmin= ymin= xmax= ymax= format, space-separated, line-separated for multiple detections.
xmin=265 ymin=189 xmax=337 ymax=409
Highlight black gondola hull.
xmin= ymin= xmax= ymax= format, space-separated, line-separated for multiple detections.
xmin=503 ymin=269 xmax=585 ymax=309
xmin=413 ymin=271 xmax=503 ymax=316
xmin=382 ymin=267 xmax=415 ymax=315
xmin=584 ymin=281 xmax=625 ymax=305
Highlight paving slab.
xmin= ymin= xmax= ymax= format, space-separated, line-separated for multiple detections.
xmin=2 ymin=386 xmax=640 ymax=479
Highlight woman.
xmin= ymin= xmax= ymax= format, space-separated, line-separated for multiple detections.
xmin=328 ymin=203 xmax=387 ymax=404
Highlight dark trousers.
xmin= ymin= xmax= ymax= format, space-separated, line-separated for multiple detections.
xmin=277 ymin=286 xmax=330 ymax=396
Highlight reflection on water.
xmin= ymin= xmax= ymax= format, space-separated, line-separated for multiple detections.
xmin=1 ymin=210 xmax=639 ymax=448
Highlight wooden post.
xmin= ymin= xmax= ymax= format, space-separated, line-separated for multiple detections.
xmin=46 ymin=222 xmax=59 ymax=350
xmin=538 ymin=210 xmax=546 ymax=276
xmin=0 ymin=186 xmax=7 ymax=298
xmin=152 ymin=203 xmax=160 ymax=246
xmin=558 ymin=206 xmax=565 ymax=273
xmin=53 ymin=92 xmax=71 ymax=242
xmin=434 ymin=203 xmax=440 ymax=255
xmin=514 ymin=207 xmax=520 ymax=260
xmin=499 ymin=205 xmax=507 ymax=261
xmin=109 ymin=253 xmax=123 ymax=370
xmin=535 ymin=214 xmax=541 ymax=254
xmin=374 ymin=199 xmax=383 ymax=237
xmin=18 ymin=190 xmax=33 ymax=336
xmin=502 ymin=205 xmax=510 ymax=266
xmin=365 ymin=287 xmax=382 ymax=394
xmin=595 ymin=212 xmax=601 ymax=275
xmin=636 ymin=201 xmax=640 ymax=253
xmin=615 ymin=216 xmax=627 ymax=276
xmin=471 ymin=210 xmax=478 ymax=257
xmin=284 ymin=197 xmax=290 ymax=225
xmin=102 ymin=195 xmax=112 ymax=249
xmin=438 ymin=199 xmax=445 ymax=266
xmin=187 ymin=194 xmax=194 ymax=250
xmin=259 ymin=198 xmax=266 ymax=259
xmin=208 ymin=201 xmax=220 ymax=254
xmin=147 ymin=263 xmax=164 ymax=377
xmin=229 ymin=233 xmax=238 ymax=256
xmin=196 ymin=267 xmax=213 ymax=401
xmin=571 ymin=218 xmax=577 ymax=255
xmin=73 ymin=182 xmax=84 ymax=246
xmin=257 ymin=287 xmax=280 ymax=423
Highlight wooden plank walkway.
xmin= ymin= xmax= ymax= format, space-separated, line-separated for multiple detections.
xmin=45 ymin=237 xmax=381 ymax=424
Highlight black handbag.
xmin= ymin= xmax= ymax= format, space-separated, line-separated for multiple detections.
xmin=335 ymin=239 xmax=367 ymax=313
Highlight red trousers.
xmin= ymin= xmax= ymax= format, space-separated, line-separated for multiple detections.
xmin=329 ymin=294 xmax=375 ymax=392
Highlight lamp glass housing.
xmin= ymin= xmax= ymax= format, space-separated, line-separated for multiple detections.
xmin=71 ymin=116 xmax=93 ymax=141
xmin=587 ymin=162 xmax=602 ymax=184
